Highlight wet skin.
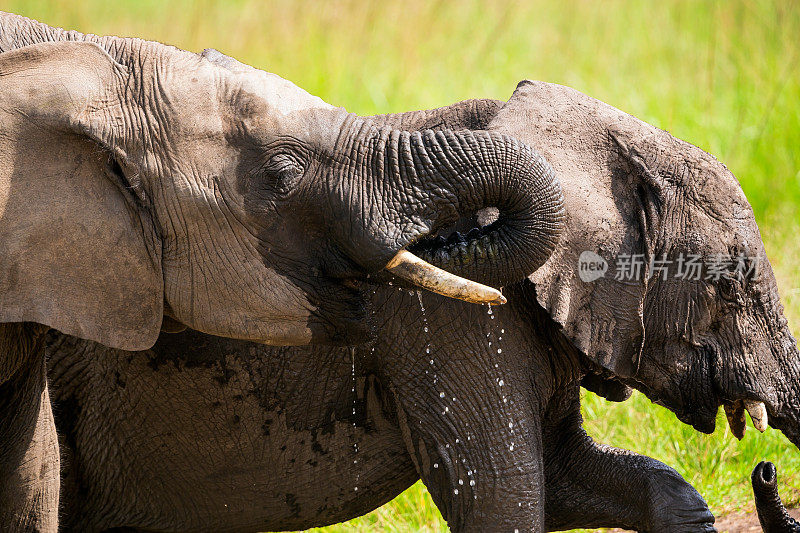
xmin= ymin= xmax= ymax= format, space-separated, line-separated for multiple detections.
xmin=50 ymin=283 xmax=713 ymax=532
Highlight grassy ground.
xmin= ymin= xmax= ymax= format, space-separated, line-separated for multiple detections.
xmin=3 ymin=1 xmax=798 ymax=530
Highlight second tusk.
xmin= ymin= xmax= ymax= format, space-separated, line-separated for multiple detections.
xmin=385 ymin=249 xmax=507 ymax=306
xmin=744 ymin=400 xmax=768 ymax=432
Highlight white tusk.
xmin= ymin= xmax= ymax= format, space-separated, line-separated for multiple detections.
xmin=744 ymin=400 xmax=768 ymax=432
xmin=724 ymin=401 xmax=746 ymax=440
xmin=384 ymin=249 xmax=507 ymax=305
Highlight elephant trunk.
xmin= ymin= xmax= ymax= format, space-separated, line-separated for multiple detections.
xmin=752 ymin=461 xmax=800 ymax=532
xmin=336 ymin=119 xmax=564 ymax=298
xmin=403 ymin=128 xmax=564 ymax=288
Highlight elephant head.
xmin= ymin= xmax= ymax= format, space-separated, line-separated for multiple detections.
xmin=489 ymin=81 xmax=800 ymax=446
xmin=0 ymin=12 xmax=564 ymax=352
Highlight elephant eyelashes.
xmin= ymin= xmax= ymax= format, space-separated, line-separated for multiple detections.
xmin=105 ymin=154 xmax=144 ymax=205
xmin=263 ymin=153 xmax=306 ymax=193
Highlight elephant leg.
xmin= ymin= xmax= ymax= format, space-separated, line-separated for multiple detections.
xmin=386 ymin=340 xmax=546 ymax=531
xmin=0 ymin=323 xmax=59 ymax=532
xmin=541 ymin=384 xmax=715 ymax=532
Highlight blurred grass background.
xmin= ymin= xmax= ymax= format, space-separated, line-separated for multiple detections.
xmin=2 ymin=1 xmax=798 ymax=531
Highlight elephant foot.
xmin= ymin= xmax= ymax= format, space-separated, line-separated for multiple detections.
xmin=637 ymin=465 xmax=716 ymax=532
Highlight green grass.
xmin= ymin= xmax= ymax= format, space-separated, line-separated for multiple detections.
xmin=2 ymin=0 xmax=798 ymax=530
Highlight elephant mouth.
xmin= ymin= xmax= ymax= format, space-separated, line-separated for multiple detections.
xmin=407 ymin=214 xmax=498 ymax=259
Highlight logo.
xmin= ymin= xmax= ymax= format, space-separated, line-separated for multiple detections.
xmin=578 ymin=251 xmax=608 ymax=282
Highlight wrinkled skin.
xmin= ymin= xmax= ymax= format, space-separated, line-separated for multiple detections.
xmin=496 ymin=81 xmax=799 ymax=451
xmin=45 ymin=87 xmax=800 ymax=532
xmin=0 ymin=13 xmax=564 ymax=530
xmin=50 ymin=287 xmax=713 ymax=533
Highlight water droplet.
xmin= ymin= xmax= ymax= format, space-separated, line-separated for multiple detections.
xmin=503 ymin=397 xmax=508 ymax=403
xmin=433 ymin=463 xmax=439 ymax=469
xmin=455 ymin=438 xmax=460 ymax=444
xmin=439 ymin=392 xmax=445 ymax=398
xmin=445 ymin=406 xmax=449 ymax=413
xmin=508 ymin=421 xmax=513 ymax=429
xmin=501 ymin=329 xmax=505 ymax=334
xmin=470 ymin=479 xmax=476 ymax=486
xmin=497 ymin=348 xmax=502 ymax=354
xmin=494 ymin=363 xmax=499 ymax=368
xmin=498 ymin=379 xmax=504 ymax=387
xmin=425 ymin=347 xmax=430 ymax=354
xmin=424 ymin=326 xmax=429 ymax=332
xmin=452 ymin=397 xmax=456 ymax=402
xmin=354 ymin=487 xmax=359 ymax=491
xmin=454 ymin=489 xmax=459 ymax=495
xmin=459 ymin=479 xmax=463 ymax=485
xmin=509 ymin=443 xmax=515 ymax=451
xmin=430 ymin=359 xmax=434 ymax=365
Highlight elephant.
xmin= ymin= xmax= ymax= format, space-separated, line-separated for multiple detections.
xmin=0 ymin=12 xmax=565 ymax=530
xmin=43 ymin=79 xmax=799 ymax=532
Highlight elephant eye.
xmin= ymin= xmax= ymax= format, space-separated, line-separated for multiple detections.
xmin=718 ymin=276 xmax=742 ymax=304
xmin=263 ymin=153 xmax=305 ymax=192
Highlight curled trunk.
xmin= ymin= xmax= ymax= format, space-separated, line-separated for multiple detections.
xmin=752 ymin=461 xmax=800 ymax=532
xmin=337 ymin=120 xmax=565 ymax=290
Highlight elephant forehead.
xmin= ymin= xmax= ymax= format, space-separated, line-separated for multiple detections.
xmin=238 ymin=70 xmax=335 ymax=117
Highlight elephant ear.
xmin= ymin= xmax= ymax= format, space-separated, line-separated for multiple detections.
xmin=0 ymin=41 xmax=162 ymax=351
xmin=489 ymin=80 xmax=670 ymax=378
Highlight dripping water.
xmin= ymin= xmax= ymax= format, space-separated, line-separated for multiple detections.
xmin=487 ymin=306 xmax=515 ymax=455
xmin=350 ymin=346 xmax=359 ymax=492
xmin=416 ymin=291 xmax=437 ymax=387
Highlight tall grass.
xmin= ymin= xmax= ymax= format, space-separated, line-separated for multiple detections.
xmin=2 ymin=1 xmax=797 ymax=530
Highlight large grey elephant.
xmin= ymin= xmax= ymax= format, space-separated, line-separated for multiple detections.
xmin=0 ymin=13 xmax=565 ymax=530
xmin=44 ymin=81 xmax=799 ymax=532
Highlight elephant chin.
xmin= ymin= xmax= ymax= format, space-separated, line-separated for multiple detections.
xmin=679 ymin=409 xmax=718 ymax=435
